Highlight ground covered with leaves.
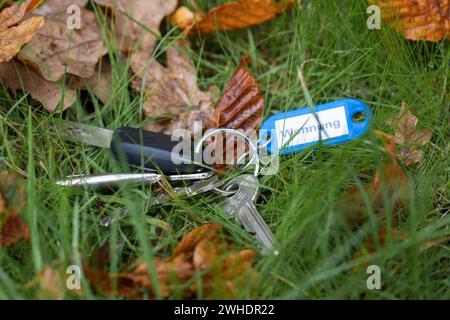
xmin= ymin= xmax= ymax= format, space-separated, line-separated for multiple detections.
xmin=0 ymin=0 xmax=449 ymax=299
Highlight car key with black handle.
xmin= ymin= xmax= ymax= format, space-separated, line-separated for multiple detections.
xmin=56 ymin=120 xmax=206 ymax=174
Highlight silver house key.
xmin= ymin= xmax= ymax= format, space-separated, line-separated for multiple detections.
xmin=219 ymin=174 xmax=278 ymax=255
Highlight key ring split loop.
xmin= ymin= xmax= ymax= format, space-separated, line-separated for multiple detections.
xmin=194 ymin=128 xmax=261 ymax=177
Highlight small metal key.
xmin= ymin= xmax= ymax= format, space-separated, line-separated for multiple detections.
xmin=219 ymin=174 xmax=278 ymax=255
xmin=151 ymin=175 xmax=224 ymax=205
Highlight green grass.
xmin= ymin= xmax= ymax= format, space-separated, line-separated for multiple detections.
xmin=0 ymin=0 xmax=449 ymax=299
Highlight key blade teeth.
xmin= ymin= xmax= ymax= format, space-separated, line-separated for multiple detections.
xmin=55 ymin=120 xmax=113 ymax=148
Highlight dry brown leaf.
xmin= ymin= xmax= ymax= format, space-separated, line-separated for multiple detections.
xmin=67 ymin=58 xmax=114 ymax=104
xmin=17 ymin=3 xmax=107 ymax=82
xmin=0 ymin=60 xmax=76 ymax=111
xmin=132 ymin=40 xmax=214 ymax=135
xmin=0 ymin=0 xmax=37 ymax=31
xmin=210 ymin=56 xmax=264 ymax=133
xmin=0 ymin=16 xmax=43 ymax=63
xmin=85 ymin=223 xmax=258 ymax=299
xmin=36 ymin=0 xmax=88 ymax=12
xmin=207 ymin=57 xmax=264 ymax=171
xmin=335 ymin=132 xmax=409 ymax=226
xmin=387 ymin=102 xmax=432 ymax=167
xmin=1 ymin=212 xmax=30 ymax=246
xmin=89 ymin=59 xmax=113 ymax=104
xmin=173 ymin=223 xmax=223 ymax=256
xmin=0 ymin=0 xmax=44 ymax=63
xmin=370 ymin=0 xmax=450 ymax=41
xmin=193 ymin=239 xmax=219 ymax=270
xmin=0 ymin=171 xmax=29 ymax=247
xmin=93 ymin=0 xmax=177 ymax=71
xmin=181 ymin=0 xmax=293 ymax=34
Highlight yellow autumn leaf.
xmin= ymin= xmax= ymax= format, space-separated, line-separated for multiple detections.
xmin=370 ymin=0 xmax=450 ymax=41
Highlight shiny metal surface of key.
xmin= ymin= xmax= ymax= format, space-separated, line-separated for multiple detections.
xmin=99 ymin=175 xmax=222 ymax=227
xmin=56 ymin=171 xmax=214 ymax=187
xmin=220 ymin=175 xmax=278 ymax=254
xmin=237 ymin=203 xmax=277 ymax=254
xmin=56 ymin=173 xmax=161 ymax=187
xmin=152 ymin=175 xmax=224 ymax=205
xmin=56 ymin=120 xmax=114 ymax=148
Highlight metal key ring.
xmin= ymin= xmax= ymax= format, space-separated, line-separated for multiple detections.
xmin=194 ymin=128 xmax=260 ymax=177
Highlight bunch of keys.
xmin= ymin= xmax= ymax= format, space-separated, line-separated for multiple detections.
xmin=55 ymin=99 xmax=372 ymax=255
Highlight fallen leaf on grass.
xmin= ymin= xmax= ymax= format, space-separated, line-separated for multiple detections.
xmin=208 ymin=56 xmax=264 ymax=170
xmin=210 ymin=57 xmax=264 ymax=132
xmin=93 ymin=0 xmax=177 ymax=70
xmin=85 ymin=223 xmax=258 ymax=299
xmin=67 ymin=58 xmax=114 ymax=104
xmin=369 ymin=0 xmax=450 ymax=41
xmin=387 ymin=102 xmax=432 ymax=167
xmin=0 ymin=0 xmax=44 ymax=62
xmin=173 ymin=222 xmax=223 ymax=256
xmin=1 ymin=0 xmax=110 ymax=112
xmin=88 ymin=59 xmax=113 ymax=104
xmin=173 ymin=0 xmax=294 ymax=34
xmin=34 ymin=0 xmax=88 ymax=12
xmin=0 ymin=60 xmax=76 ymax=112
xmin=0 ymin=171 xmax=29 ymax=247
xmin=132 ymin=40 xmax=214 ymax=135
xmin=17 ymin=1 xmax=107 ymax=82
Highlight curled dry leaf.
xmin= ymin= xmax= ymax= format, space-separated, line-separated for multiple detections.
xmin=178 ymin=0 xmax=294 ymax=34
xmin=173 ymin=223 xmax=223 ymax=256
xmin=132 ymin=40 xmax=214 ymax=135
xmin=17 ymin=2 xmax=107 ymax=82
xmin=93 ymin=0 xmax=177 ymax=74
xmin=208 ymin=57 xmax=264 ymax=170
xmin=387 ymin=102 xmax=432 ymax=167
xmin=210 ymin=57 xmax=264 ymax=132
xmin=0 ymin=60 xmax=76 ymax=112
xmin=85 ymin=223 xmax=258 ymax=299
xmin=0 ymin=0 xmax=44 ymax=62
xmin=370 ymin=0 xmax=450 ymax=41
xmin=0 ymin=171 xmax=29 ymax=247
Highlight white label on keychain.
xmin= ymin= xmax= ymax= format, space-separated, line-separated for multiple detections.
xmin=274 ymin=106 xmax=349 ymax=149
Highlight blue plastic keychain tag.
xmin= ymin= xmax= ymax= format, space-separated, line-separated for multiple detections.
xmin=259 ymin=98 xmax=373 ymax=155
